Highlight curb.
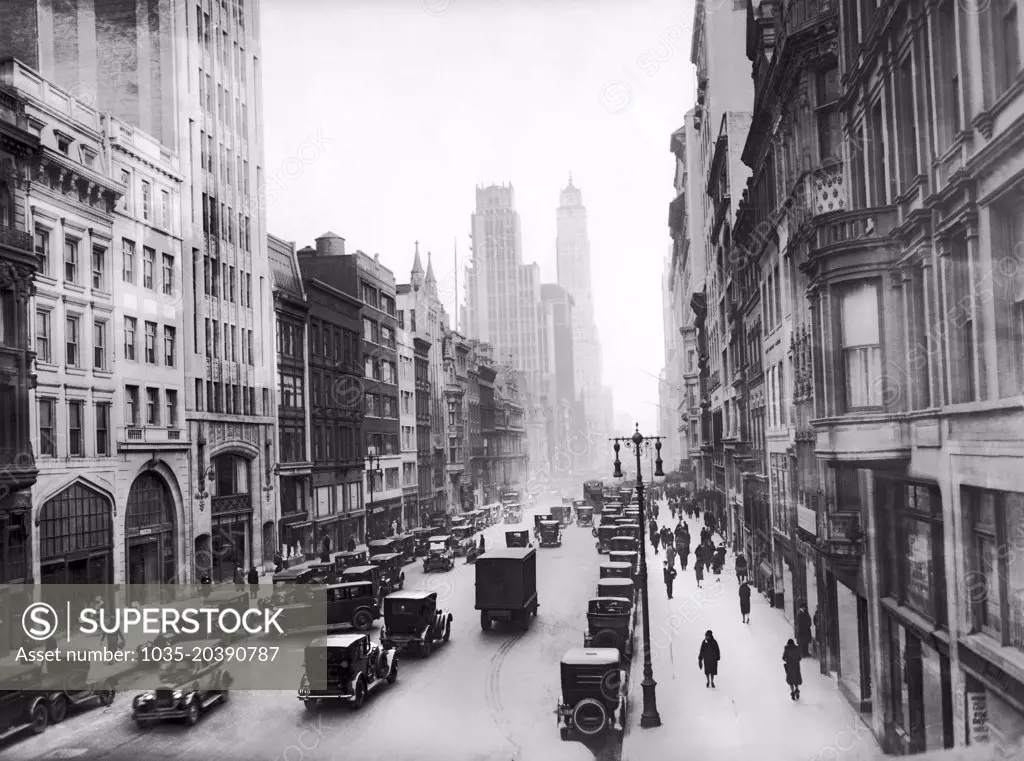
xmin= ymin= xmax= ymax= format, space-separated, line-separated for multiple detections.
xmin=620 ymin=595 xmax=643 ymax=758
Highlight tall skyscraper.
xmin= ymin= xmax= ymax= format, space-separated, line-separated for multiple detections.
xmin=2 ymin=1 xmax=278 ymax=581
xmin=555 ymin=176 xmax=607 ymax=471
xmin=464 ymin=183 xmax=547 ymax=474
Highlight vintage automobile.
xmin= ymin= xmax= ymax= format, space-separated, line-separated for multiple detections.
xmin=624 ymin=508 xmax=641 ymax=522
xmin=505 ymin=529 xmax=531 ymax=548
xmin=609 ymin=535 xmax=638 ymax=554
xmin=272 ymin=561 xmax=336 ymax=586
xmin=476 ymin=548 xmax=539 ymax=631
xmin=465 ymin=539 xmax=485 ymax=564
xmin=609 ymin=550 xmax=639 ymax=577
xmin=599 ymin=562 xmax=633 ymax=580
xmin=368 ymin=552 xmax=406 ymax=593
xmin=556 ymin=648 xmax=626 ymax=741
xmin=368 ymin=538 xmax=402 ymax=558
xmin=409 ymin=527 xmax=434 ymax=557
xmin=340 ymin=565 xmax=384 ymax=607
xmin=450 ymin=525 xmax=476 ymax=557
xmin=549 ymin=504 xmax=569 ymax=527
xmin=391 ymin=534 xmax=416 ymax=564
xmin=617 ymin=522 xmax=642 ymax=544
xmin=262 ymin=580 xmax=381 ymax=634
xmin=334 ymin=548 xmax=369 ymax=571
xmin=132 ymin=642 xmax=233 ymax=727
xmin=595 ymin=524 xmax=617 ymax=554
xmin=592 ymin=506 xmax=622 ymax=538
xmin=537 ymin=520 xmax=563 ymax=548
xmin=44 ymin=657 xmax=116 ymax=724
xmin=0 ymin=664 xmax=54 ymax=740
xmin=502 ymin=503 xmax=524 ymax=523
xmin=423 ymin=536 xmax=455 ymax=572
xmin=532 ymin=512 xmax=553 ymax=540
xmin=297 ymin=633 xmax=398 ymax=711
xmin=597 ymin=578 xmax=635 ymax=603
xmin=379 ymin=590 xmax=453 ymax=657
xmin=576 ymin=506 xmax=594 ymax=528
xmin=583 ymin=597 xmax=635 ymax=657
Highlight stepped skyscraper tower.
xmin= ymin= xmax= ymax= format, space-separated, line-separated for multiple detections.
xmin=556 ymin=176 xmax=610 ymax=471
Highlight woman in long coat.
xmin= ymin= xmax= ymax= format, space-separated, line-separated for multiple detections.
xmin=783 ymin=639 xmax=803 ymax=699
xmin=698 ymin=630 xmax=720 ymax=688
xmin=694 ymin=556 xmax=704 ymax=588
xmin=739 ymin=580 xmax=751 ymax=623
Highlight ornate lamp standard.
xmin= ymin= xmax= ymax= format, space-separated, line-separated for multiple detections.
xmin=366 ymin=447 xmax=383 ymax=539
xmin=610 ymin=423 xmax=666 ymax=728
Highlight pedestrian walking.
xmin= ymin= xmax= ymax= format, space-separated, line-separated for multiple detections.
xmin=347 ymin=536 xmax=357 ymax=552
xmin=739 ymin=580 xmax=751 ymax=623
xmin=660 ymin=526 xmax=673 ymax=550
xmin=233 ymin=564 xmax=245 ymax=592
xmin=735 ymin=552 xmax=748 ymax=583
xmin=796 ymin=604 xmax=813 ymax=657
xmin=664 ymin=560 xmax=677 ymax=599
xmin=712 ymin=544 xmax=726 ymax=580
xmin=200 ymin=573 xmax=212 ymax=600
xmin=669 ymin=501 xmax=676 ymax=520
xmin=665 ymin=540 xmax=677 ymax=571
xmin=694 ymin=557 xmax=704 ymax=588
xmin=246 ymin=565 xmax=259 ymax=600
xmin=649 ymin=519 xmax=660 ymax=553
xmin=652 ymin=501 xmax=660 ymax=520
xmin=698 ymin=630 xmax=720 ymax=688
xmin=783 ymin=639 xmax=803 ymax=699
xmin=700 ymin=527 xmax=711 ymax=546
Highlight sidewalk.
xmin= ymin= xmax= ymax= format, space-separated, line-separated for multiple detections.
xmin=621 ymin=499 xmax=882 ymax=761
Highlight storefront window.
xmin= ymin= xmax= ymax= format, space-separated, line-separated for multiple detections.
xmin=905 ymin=516 xmax=933 ymax=616
xmin=965 ymin=487 xmax=1024 ymax=650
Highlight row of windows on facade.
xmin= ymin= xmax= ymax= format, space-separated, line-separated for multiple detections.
xmin=115 ymin=169 xmax=174 ymax=231
xmin=195 ymin=2 xmax=249 ymax=81
xmin=363 ymin=318 xmax=396 ymax=350
xmin=199 ymin=253 xmax=254 ymax=306
xmin=35 ymin=229 xmax=176 ymax=296
xmin=201 ymin=318 xmax=255 ymax=365
xmin=199 ymin=193 xmax=252 ymax=254
xmin=34 ymin=310 xmax=176 ymax=370
xmin=305 ymin=322 xmax=359 ymax=366
xmin=193 ymin=380 xmax=268 ymax=417
xmin=361 ymin=281 xmax=396 ymax=317
xmin=36 ymin=389 xmax=177 ymax=458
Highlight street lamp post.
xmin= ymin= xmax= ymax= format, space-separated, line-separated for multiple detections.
xmin=611 ymin=423 xmax=666 ymax=729
xmin=366 ymin=448 xmax=382 ymax=540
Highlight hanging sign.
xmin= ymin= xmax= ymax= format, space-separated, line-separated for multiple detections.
xmin=968 ymin=692 xmax=990 ymax=745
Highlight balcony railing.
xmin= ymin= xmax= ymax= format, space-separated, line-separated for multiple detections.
xmin=814 ymin=207 xmax=898 ymax=250
xmin=118 ymin=427 xmax=187 ymax=446
xmin=0 ymin=224 xmax=32 ymax=253
xmin=211 ymin=494 xmax=253 ymax=515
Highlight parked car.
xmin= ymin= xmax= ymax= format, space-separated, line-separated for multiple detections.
xmin=556 ymin=648 xmax=626 ymax=741
xmin=476 ymin=547 xmax=539 ymax=631
xmin=340 ymin=565 xmax=384 ymax=607
xmin=597 ymin=578 xmax=635 ymax=603
xmin=595 ymin=525 xmax=617 ymax=554
xmin=272 ymin=561 xmax=336 ymax=586
xmin=423 ymin=535 xmax=455 ymax=572
xmin=391 ymin=534 xmax=416 ymax=564
xmin=368 ymin=552 xmax=406 ymax=593
xmin=368 ymin=538 xmax=402 ymax=558
xmin=609 ymin=550 xmax=639 ymax=577
xmin=576 ymin=506 xmax=594 ymax=527
xmin=583 ymin=597 xmax=634 ymax=657
xmin=409 ymin=527 xmax=434 ymax=557
xmin=379 ymin=590 xmax=453 ymax=657
xmin=538 ymin=520 xmax=563 ymax=548
xmin=132 ymin=642 xmax=233 ymax=727
xmin=599 ymin=562 xmax=633 ymax=580
xmin=297 ymin=633 xmax=398 ymax=711
xmin=609 ymin=536 xmax=638 ymax=554
xmin=44 ymin=658 xmax=116 ymax=724
xmin=0 ymin=667 xmax=53 ymax=740
xmin=334 ymin=548 xmax=369 ymax=571
xmin=504 ymin=529 xmax=531 ymax=548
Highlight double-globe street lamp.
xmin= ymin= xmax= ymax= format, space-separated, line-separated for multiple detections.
xmin=611 ymin=424 xmax=666 ymax=729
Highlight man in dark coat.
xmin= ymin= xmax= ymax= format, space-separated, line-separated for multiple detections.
xmin=694 ymin=555 xmax=704 ymax=588
xmin=796 ymin=604 xmax=813 ymax=657
xmin=233 ymin=564 xmax=245 ymax=592
xmin=649 ymin=519 xmax=660 ymax=553
xmin=698 ymin=630 xmax=720 ymax=688
xmin=739 ymin=580 xmax=751 ymax=623
xmin=783 ymin=639 xmax=803 ymax=699
xmin=246 ymin=565 xmax=259 ymax=600
xmin=347 ymin=536 xmax=357 ymax=552
xmin=660 ymin=525 xmax=673 ymax=551
xmin=735 ymin=552 xmax=748 ymax=583
xmin=663 ymin=560 xmax=677 ymax=599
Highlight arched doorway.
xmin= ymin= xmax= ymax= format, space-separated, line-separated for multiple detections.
xmin=38 ymin=482 xmax=113 ymax=585
xmin=125 ymin=472 xmax=177 ymax=597
xmin=209 ymin=453 xmax=253 ymax=582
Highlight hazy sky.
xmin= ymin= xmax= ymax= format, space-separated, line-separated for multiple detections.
xmin=261 ymin=0 xmax=696 ymax=434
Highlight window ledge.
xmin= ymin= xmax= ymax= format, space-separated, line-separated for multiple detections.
xmin=937 ymin=397 xmax=1024 ymax=418
xmin=93 ymin=370 xmax=113 ymax=380
xmin=962 ymin=633 xmax=1024 ymax=688
xmin=973 ymin=71 xmax=1024 ymax=139
xmin=35 ymin=360 xmax=57 ymax=372
xmin=65 ymin=367 xmax=87 ymax=377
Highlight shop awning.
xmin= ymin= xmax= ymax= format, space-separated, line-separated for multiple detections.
xmin=278 ymin=512 xmax=309 ymax=526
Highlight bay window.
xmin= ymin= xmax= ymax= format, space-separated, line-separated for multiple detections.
xmin=840 ymin=282 xmax=882 ymax=409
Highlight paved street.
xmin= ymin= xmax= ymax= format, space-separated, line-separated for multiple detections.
xmin=621 ymin=500 xmax=883 ymax=761
xmin=0 ymin=501 xmax=604 ymax=761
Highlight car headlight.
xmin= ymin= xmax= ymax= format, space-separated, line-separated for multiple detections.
xmin=172 ymin=689 xmax=183 ymax=700
xmin=340 ymin=660 xmax=349 ymax=668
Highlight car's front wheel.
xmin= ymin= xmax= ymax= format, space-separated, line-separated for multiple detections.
xmin=48 ymin=694 xmax=68 ymax=724
xmin=480 ymin=612 xmax=492 ymax=631
xmin=30 ymin=701 xmax=49 ymax=734
xmin=98 ymin=685 xmax=116 ymax=706
xmin=185 ymin=701 xmax=200 ymax=725
xmin=386 ymin=659 xmax=398 ymax=684
xmin=303 ymin=699 xmax=319 ymax=713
